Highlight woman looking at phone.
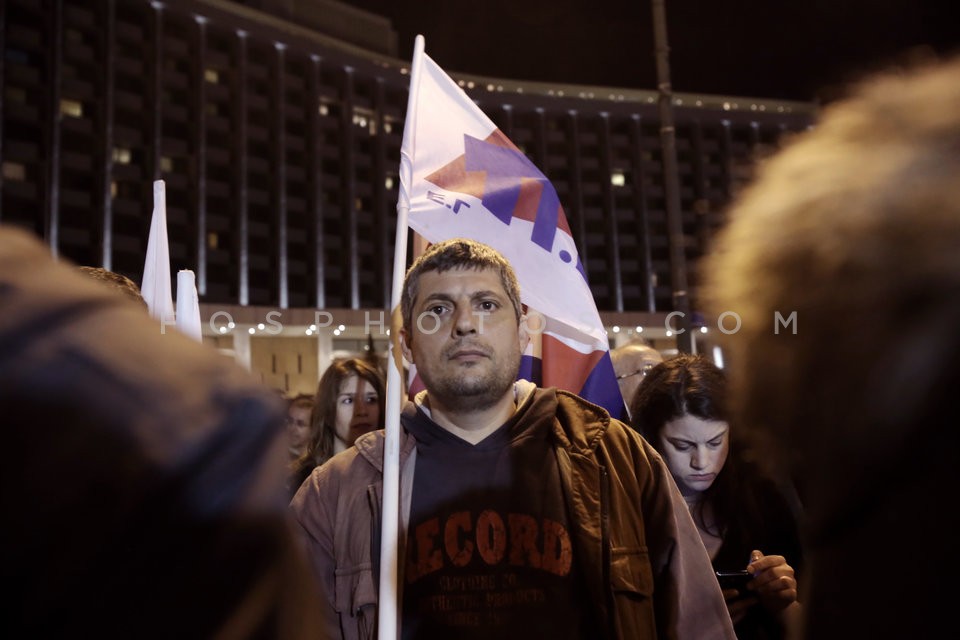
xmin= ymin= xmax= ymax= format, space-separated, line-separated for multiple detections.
xmin=629 ymin=354 xmax=802 ymax=639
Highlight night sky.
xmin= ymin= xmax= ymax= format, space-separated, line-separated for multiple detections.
xmin=342 ymin=0 xmax=957 ymax=103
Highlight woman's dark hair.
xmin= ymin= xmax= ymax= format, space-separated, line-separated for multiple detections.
xmin=629 ymin=354 xmax=756 ymax=542
xmin=629 ymin=353 xmax=729 ymax=437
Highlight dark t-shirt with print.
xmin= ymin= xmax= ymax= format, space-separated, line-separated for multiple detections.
xmin=400 ymin=395 xmax=587 ymax=640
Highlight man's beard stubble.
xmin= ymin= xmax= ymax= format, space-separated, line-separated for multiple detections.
xmin=419 ymin=343 xmax=521 ymax=413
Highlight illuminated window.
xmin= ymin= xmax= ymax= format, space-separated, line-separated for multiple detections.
xmin=2 ymin=162 xmax=26 ymax=181
xmin=60 ymin=99 xmax=83 ymax=117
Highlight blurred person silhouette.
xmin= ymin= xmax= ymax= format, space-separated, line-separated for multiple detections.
xmin=77 ymin=265 xmax=147 ymax=308
xmin=610 ymin=340 xmax=664 ymax=419
xmin=0 ymin=226 xmax=324 ymax=639
xmin=291 ymin=238 xmax=735 ymax=640
xmin=286 ymin=393 xmax=315 ymax=460
xmin=703 ymin=54 xmax=960 ymax=639
xmin=287 ymin=357 xmax=385 ymax=497
xmin=631 ymin=354 xmax=802 ymax=640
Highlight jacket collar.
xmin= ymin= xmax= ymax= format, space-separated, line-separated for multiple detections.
xmin=352 ymin=380 xmax=615 ymax=468
xmin=410 ymin=378 xmax=538 ymax=418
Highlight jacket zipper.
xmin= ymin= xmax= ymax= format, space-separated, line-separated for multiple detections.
xmin=600 ymin=465 xmax=615 ymax=640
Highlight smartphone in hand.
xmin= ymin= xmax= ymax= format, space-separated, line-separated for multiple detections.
xmin=715 ymin=570 xmax=752 ymax=593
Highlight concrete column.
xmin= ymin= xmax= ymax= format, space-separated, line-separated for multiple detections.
xmin=316 ymin=329 xmax=333 ymax=381
xmin=233 ymin=329 xmax=252 ymax=371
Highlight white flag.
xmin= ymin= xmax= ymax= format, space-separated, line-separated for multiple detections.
xmin=398 ymin=39 xmax=623 ymax=417
xmin=176 ymin=269 xmax=202 ymax=342
xmin=141 ymin=180 xmax=175 ymax=328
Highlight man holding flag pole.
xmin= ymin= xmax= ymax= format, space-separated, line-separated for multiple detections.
xmin=291 ymin=37 xmax=734 ymax=640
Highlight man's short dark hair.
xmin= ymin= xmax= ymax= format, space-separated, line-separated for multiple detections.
xmin=400 ymin=238 xmax=522 ymax=335
xmin=78 ymin=266 xmax=147 ymax=308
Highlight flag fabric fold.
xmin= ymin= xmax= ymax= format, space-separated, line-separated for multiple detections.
xmin=141 ymin=180 xmax=175 ymax=328
xmin=398 ymin=45 xmax=624 ymax=418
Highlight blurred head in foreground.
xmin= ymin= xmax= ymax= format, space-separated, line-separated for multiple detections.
xmin=1 ymin=227 xmax=322 ymax=637
xmin=703 ymin=55 xmax=960 ymax=639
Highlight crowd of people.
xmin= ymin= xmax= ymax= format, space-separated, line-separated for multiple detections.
xmin=5 ymin=52 xmax=957 ymax=639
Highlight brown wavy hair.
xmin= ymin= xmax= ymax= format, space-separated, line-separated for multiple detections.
xmin=291 ymin=356 xmax=385 ymax=480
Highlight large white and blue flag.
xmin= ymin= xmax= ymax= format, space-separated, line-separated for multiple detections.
xmin=379 ymin=37 xmax=625 ymax=639
xmin=397 ymin=42 xmax=623 ymax=417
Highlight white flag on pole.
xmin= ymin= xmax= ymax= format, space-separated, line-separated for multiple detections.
xmin=376 ymin=32 xmax=425 ymax=640
xmin=398 ymin=38 xmax=622 ymax=416
xmin=383 ymin=33 xmax=624 ymax=639
xmin=141 ymin=180 xmax=175 ymax=329
xmin=176 ymin=269 xmax=202 ymax=342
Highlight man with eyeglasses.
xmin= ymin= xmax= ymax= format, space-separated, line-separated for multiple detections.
xmin=611 ymin=341 xmax=664 ymax=419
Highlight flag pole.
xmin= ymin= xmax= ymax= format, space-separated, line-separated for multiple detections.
xmin=651 ymin=0 xmax=694 ymax=353
xmin=379 ymin=32 xmax=425 ymax=640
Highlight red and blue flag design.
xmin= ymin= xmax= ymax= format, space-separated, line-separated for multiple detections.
xmin=398 ymin=51 xmax=624 ymax=418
